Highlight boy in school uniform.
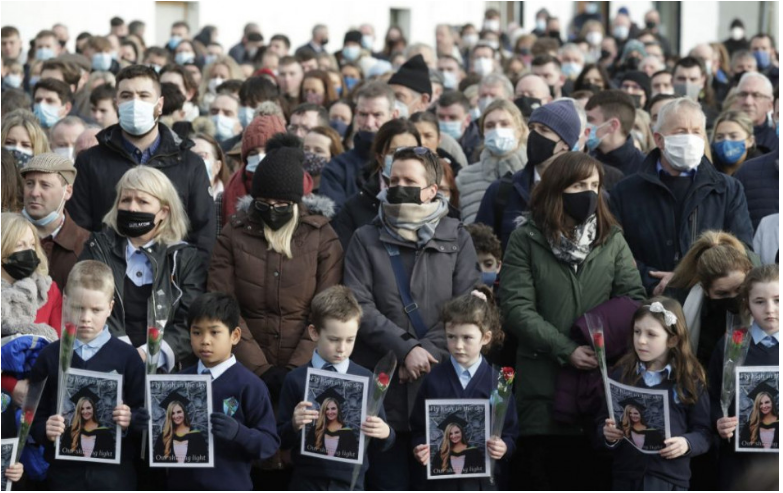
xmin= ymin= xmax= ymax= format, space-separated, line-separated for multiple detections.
xmin=30 ymin=260 xmax=146 ymax=490
xmin=166 ymin=291 xmax=280 ymax=490
xmin=278 ymin=285 xmax=396 ymax=490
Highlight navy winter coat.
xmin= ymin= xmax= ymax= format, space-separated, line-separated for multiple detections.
xmin=733 ymin=151 xmax=779 ymax=231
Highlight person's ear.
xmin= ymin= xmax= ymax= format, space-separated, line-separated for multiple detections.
xmin=109 ymin=298 xmax=115 ymax=313
xmin=481 ymin=330 xmax=493 ymax=347
xmin=653 ymin=131 xmax=665 ymax=150
xmin=307 ymin=324 xmax=320 ymax=342
xmin=62 ymin=102 xmax=72 ymax=117
xmin=667 ymin=334 xmax=679 ymax=348
xmin=421 ymin=183 xmax=438 ymax=203
xmin=64 ymin=183 xmax=73 ymax=201
xmin=155 ymin=96 xmax=164 ymax=117
xmin=230 ymin=326 xmax=242 ymax=346
xmin=747 ymin=135 xmax=755 ymax=149
xmin=157 ymin=205 xmax=170 ymax=222
xmin=392 ymin=107 xmax=400 ymax=119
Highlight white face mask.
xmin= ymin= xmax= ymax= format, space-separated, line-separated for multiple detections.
xmin=246 ymin=153 xmax=265 ymax=173
xmin=477 ymin=96 xmax=495 ymax=114
xmin=212 ymin=113 xmax=239 ymax=141
xmin=473 ymin=57 xmax=494 ymax=77
xmin=731 ymin=27 xmax=745 ymax=41
xmin=118 ymin=99 xmax=158 ymax=136
xmin=661 ymin=134 xmax=704 ymax=171
xmin=203 ymin=158 xmax=213 ymax=181
xmin=484 ymin=127 xmax=518 ymax=155
xmin=394 ymin=99 xmax=409 ymax=119
xmin=53 ymin=146 xmax=75 ymax=162
xmin=483 ymin=19 xmax=501 ymax=32
xmin=208 ymin=77 xmax=225 ymax=94
xmin=463 ymin=33 xmax=479 ymax=48
xmin=586 ymin=31 xmax=603 ymax=47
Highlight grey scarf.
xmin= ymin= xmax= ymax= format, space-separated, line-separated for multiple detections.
xmin=377 ymin=190 xmax=450 ymax=247
xmin=548 ymin=215 xmax=598 ymax=270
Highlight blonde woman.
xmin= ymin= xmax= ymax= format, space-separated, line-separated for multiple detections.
xmin=1 ymin=109 xmax=51 ymax=167
xmin=61 ymin=389 xmax=114 ymax=459
xmin=740 ymin=382 xmax=779 ymax=450
xmin=304 ymin=389 xmax=358 ymax=459
xmin=208 ymin=145 xmax=343 ymax=399
xmin=632 ymin=109 xmax=656 ymax=153
xmin=455 ymin=98 xmax=528 ymax=223
xmin=710 ymin=110 xmax=762 ymax=175
xmin=432 ymin=417 xmax=482 ymax=476
xmin=1 ymin=212 xmax=61 ymax=406
xmin=153 ymin=392 xmax=207 ymax=463
xmin=619 ymin=399 xmax=665 ymax=451
xmin=79 ymin=166 xmax=206 ymax=371
xmin=198 ymin=55 xmax=244 ymax=113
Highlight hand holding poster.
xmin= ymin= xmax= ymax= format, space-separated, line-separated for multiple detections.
xmin=607 ymin=379 xmax=670 ymax=454
xmin=735 ymin=367 xmax=779 ymax=453
xmin=300 ymin=368 xmax=368 ymax=465
xmin=1 ymin=439 xmax=18 ymax=491
xmin=425 ymin=399 xmax=490 ymax=480
xmin=55 ymin=368 xmax=122 ymax=464
xmin=147 ymin=375 xmax=214 ymax=468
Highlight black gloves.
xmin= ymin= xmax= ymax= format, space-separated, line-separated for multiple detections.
xmin=131 ymin=408 xmax=150 ymax=434
xmin=211 ymin=412 xmax=240 ymax=441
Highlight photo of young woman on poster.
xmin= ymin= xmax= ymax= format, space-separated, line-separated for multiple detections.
xmin=620 ymin=398 xmax=665 ymax=451
xmin=432 ymin=413 xmax=484 ymax=476
xmin=740 ymin=380 xmax=779 ymax=450
xmin=304 ymin=387 xmax=358 ymax=460
xmin=153 ymin=391 xmax=208 ymax=464
xmin=60 ymin=388 xmax=114 ymax=460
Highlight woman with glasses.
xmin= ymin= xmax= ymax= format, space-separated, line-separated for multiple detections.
xmin=208 ymin=142 xmax=343 ymax=402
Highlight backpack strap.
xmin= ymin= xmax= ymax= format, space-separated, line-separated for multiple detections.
xmin=382 ymin=240 xmax=428 ymax=339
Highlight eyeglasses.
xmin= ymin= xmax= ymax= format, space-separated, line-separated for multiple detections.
xmin=253 ymin=200 xmax=294 ymax=213
xmin=287 ymin=124 xmax=311 ymax=134
xmin=737 ymin=91 xmax=772 ymax=101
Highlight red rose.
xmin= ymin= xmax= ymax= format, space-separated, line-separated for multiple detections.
xmin=731 ymin=329 xmax=746 ymax=346
xmin=593 ymin=332 xmax=604 ymax=349
xmin=148 ymin=327 xmax=161 ymax=342
xmin=377 ymin=372 xmax=390 ymax=387
xmin=501 ymin=367 xmax=515 ymax=381
xmin=64 ymin=323 xmax=77 ymax=338
xmin=23 ymin=409 xmax=34 ymax=424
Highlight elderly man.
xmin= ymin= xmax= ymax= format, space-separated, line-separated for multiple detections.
xmin=514 ymin=74 xmax=552 ymax=105
xmin=49 ymin=116 xmax=86 ymax=162
xmin=388 ymin=55 xmax=432 ymax=117
xmin=610 ymin=98 xmax=752 ymax=295
xmin=558 ymin=43 xmax=585 ymax=80
xmin=731 ymin=72 xmax=777 ymax=152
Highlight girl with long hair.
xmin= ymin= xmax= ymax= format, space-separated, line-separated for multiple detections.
xmin=62 ymin=392 xmax=114 ymax=459
xmin=153 ymin=395 xmax=207 ymax=464
xmin=305 ymin=390 xmax=358 ymax=460
xmin=742 ymin=387 xmax=778 ymax=449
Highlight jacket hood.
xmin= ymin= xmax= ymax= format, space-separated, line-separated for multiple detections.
xmin=236 ymin=193 xmax=336 ymax=219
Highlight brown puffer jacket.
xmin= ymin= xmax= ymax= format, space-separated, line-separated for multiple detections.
xmin=207 ymin=196 xmax=343 ymax=377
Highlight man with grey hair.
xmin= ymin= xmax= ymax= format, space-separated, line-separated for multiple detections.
xmin=477 ymin=73 xmax=514 ymax=114
xmin=731 ymin=71 xmax=777 ymax=152
xmin=296 ymin=24 xmax=329 ymax=55
xmin=610 ymin=97 xmax=753 ymax=297
xmin=320 ymin=81 xmax=397 ymax=209
xmin=558 ymin=43 xmax=585 ymax=80
xmin=514 ymin=74 xmax=552 ymax=105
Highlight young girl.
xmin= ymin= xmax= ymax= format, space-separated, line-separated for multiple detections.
xmin=411 ymin=286 xmax=519 ymax=490
xmin=601 ymin=296 xmax=711 ymax=491
xmin=708 ymin=264 xmax=779 ymax=489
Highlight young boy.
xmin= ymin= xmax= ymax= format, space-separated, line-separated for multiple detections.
xmin=278 ymin=285 xmax=396 ymax=490
xmin=165 ymin=291 xmax=279 ymax=490
xmin=29 ymin=260 xmax=145 ymax=490
xmin=465 ymin=223 xmax=502 ymax=289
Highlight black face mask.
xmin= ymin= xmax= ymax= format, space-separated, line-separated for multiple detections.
xmin=625 ymin=57 xmax=640 ymax=71
xmin=584 ymin=83 xmax=603 ymax=95
xmin=600 ymin=49 xmax=612 ymax=60
xmin=704 ymin=296 xmax=741 ymax=316
xmin=513 ymin=96 xmax=542 ymax=118
xmin=645 ymin=20 xmax=657 ymax=30
xmin=527 ymin=130 xmax=559 ymax=167
xmin=732 ymin=71 xmax=746 ymax=85
xmin=548 ymin=84 xmax=557 ymax=99
xmin=254 ymin=201 xmax=295 ymax=231
xmin=321 ymin=38 xmax=329 ymax=46
xmin=3 ymin=249 xmax=41 ymax=281
xmin=548 ymin=31 xmax=561 ymax=40
xmin=116 ymin=210 xmax=158 ymax=238
xmin=629 ymin=93 xmax=643 ymax=109
xmin=562 ymin=190 xmax=598 ymax=225
xmin=387 ymin=186 xmax=423 ymax=205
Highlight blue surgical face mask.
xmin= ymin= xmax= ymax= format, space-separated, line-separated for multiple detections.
xmin=439 ymin=120 xmax=463 ymax=140
xmin=561 ymin=62 xmax=583 ymax=79
xmin=481 ymin=270 xmax=498 ymax=287
xmin=35 ymin=47 xmax=55 ymax=61
xmin=711 ymin=140 xmax=747 ymax=165
xmin=239 ymin=106 xmax=255 ymax=128
xmin=33 ymin=102 xmax=62 ymax=128
xmin=382 ymin=154 xmax=394 ymax=178
xmin=175 ymin=51 xmax=195 ymax=65
xmin=342 ymin=45 xmax=361 ymax=62
xmin=22 ymin=189 xmax=66 ymax=227
xmin=118 ymin=99 xmax=158 ymax=136
xmin=586 ymin=121 xmax=610 ymax=152
xmin=754 ymin=50 xmax=771 ymax=69
xmin=204 ymin=54 xmax=218 ymax=66
xmin=3 ymin=74 xmax=22 ymax=88
xmin=168 ymin=36 xmax=183 ymax=50
xmin=29 ymin=76 xmax=41 ymax=89
xmin=344 ymin=76 xmax=359 ymax=91
xmin=246 ymin=153 xmax=264 ymax=173
xmin=92 ymin=52 xmax=113 ymax=72
xmin=330 ymin=119 xmax=349 ymax=138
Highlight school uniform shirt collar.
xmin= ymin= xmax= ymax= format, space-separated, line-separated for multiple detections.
xmin=311 ymin=349 xmax=350 ymax=374
xmin=73 ymin=325 xmax=112 ymax=361
xmin=197 ymin=355 xmax=236 ymax=380
xmin=125 ymin=238 xmax=155 ymax=287
xmin=450 ymin=356 xmax=483 ymax=389
xmin=637 ymin=362 xmax=674 ymax=387
xmin=751 ymin=322 xmax=779 ymax=345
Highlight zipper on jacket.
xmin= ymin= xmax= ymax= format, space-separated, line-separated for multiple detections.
xmin=689 ymin=207 xmax=699 ymax=245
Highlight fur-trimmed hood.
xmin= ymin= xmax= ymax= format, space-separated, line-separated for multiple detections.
xmin=1 ymin=274 xmax=58 ymax=340
xmin=236 ymin=193 xmax=337 ymax=219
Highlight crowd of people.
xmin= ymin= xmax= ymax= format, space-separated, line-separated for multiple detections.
xmin=0 ymin=4 xmax=779 ymax=491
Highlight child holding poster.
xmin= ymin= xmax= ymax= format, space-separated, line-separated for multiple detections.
xmin=28 ymin=261 xmax=146 ymax=490
xmin=411 ymin=286 xmax=519 ymax=490
xmin=708 ymin=264 xmax=779 ymax=489
xmin=599 ymin=297 xmax=711 ymax=490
